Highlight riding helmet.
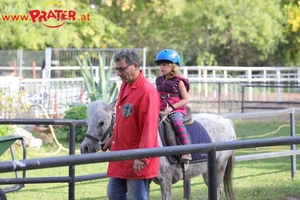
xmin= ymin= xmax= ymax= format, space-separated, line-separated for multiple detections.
xmin=155 ymin=49 xmax=181 ymax=66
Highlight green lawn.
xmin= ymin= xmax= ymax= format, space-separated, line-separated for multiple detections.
xmin=1 ymin=120 xmax=300 ymax=200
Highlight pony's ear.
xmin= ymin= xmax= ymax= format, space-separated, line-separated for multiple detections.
xmin=107 ymin=99 xmax=117 ymax=111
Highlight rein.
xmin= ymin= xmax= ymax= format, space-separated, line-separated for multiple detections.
xmin=161 ymin=94 xmax=175 ymax=110
xmin=158 ymin=94 xmax=174 ymax=125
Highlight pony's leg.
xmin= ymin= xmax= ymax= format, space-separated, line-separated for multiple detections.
xmin=153 ymin=158 xmax=174 ymax=200
xmin=160 ymin=180 xmax=173 ymax=200
xmin=202 ymin=158 xmax=229 ymax=200
xmin=147 ymin=179 xmax=152 ymax=200
xmin=153 ymin=175 xmax=173 ymax=200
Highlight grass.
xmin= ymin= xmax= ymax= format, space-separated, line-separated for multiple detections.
xmin=1 ymin=119 xmax=300 ymax=199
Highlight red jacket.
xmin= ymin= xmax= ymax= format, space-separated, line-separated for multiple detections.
xmin=107 ymin=71 xmax=160 ymax=179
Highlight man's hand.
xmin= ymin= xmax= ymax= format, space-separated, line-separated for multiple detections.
xmin=101 ymin=136 xmax=113 ymax=151
xmin=133 ymin=159 xmax=146 ymax=173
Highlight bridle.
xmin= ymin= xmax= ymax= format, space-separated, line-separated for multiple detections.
xmin=84 ymin=113 xmax=115 ymax=146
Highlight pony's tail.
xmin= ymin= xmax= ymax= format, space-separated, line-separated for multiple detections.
xmin=223 ymin=151 xmax=235 ymax=200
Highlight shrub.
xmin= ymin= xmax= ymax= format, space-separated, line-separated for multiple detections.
xmin=0 ymin=125 xmax=14 ymax=136
xmin=77 ymin=52 xmax=121 ymax=102
xmin=60 ymin=105 xmax=87 ymax=142
xmin=0 ymin=87 xmax=30 ymax=118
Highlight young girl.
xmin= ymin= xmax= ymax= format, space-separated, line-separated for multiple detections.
xmin=155 ymin=49 xmax=191 ymax=163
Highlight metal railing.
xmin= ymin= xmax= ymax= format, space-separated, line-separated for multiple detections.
xmin=241 ymin=84 xmax=300 ymax=112
xmin=0 ymin=108 xmax=299 ymax=200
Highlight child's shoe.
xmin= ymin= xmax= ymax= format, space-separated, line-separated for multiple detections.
xmin=180 ymin=154 xmax=191 ymax=163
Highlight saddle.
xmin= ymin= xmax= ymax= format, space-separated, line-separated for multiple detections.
xmin=160 ymin=106 xmax=193 ymax=146
xmin=158 ymin=106 xmax=212 ymax=164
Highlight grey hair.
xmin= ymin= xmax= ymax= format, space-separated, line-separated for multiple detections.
xmin=114 ymin=49 xmax=140 ymax=66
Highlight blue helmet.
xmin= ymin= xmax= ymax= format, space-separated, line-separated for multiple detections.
xmin=155 ymin=49 xmax=181 ymax=66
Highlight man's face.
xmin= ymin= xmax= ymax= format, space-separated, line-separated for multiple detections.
xmin=114 ymin=58 xmax=136 ymax=83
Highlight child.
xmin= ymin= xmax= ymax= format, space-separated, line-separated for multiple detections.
xmin=155 ymin=49 xmax=191 ymax=163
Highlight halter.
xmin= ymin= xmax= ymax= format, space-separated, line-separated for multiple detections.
xmin=84 ymin=112 xmax=115 ymax=145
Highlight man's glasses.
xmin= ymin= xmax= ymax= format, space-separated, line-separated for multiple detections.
xmin=113 ymin=63 xmax=133 ymax=73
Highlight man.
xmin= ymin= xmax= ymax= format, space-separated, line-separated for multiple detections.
xmin=105 ymin=49 xmax=160 ymax=199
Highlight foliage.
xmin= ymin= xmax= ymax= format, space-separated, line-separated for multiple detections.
xmin=0 ymin=0 xmax=298 ymax=67
xmin=187 ymin=0 xmax=285 ymax=66
xmin=60 ymin=105 xmax=87 ymax=142
xmin=277 ymin=0 xmax=300 ymax=66
xmin=0 ymin=0 xmax=125 ymax=49
xmin=196 ymin=52 xmax=218 ymax=66
xmin=0 ymin=87 xmax=30 ymax=118
xmin=100 ymin=0 xmax=285 ymax=66
xmin=0 ymin=125 xmax=14 ymax=136
xmin=77 ymin=52 xmax=121 ymax=102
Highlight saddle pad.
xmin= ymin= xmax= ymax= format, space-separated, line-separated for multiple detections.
xmin=186 ymin=120 xmax=212 ymax=163
xmin=158 ymin=119 xmax=212 ymax=164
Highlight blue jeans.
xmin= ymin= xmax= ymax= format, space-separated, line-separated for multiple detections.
xmin=107 ymin=178 xmax=149 ymax=200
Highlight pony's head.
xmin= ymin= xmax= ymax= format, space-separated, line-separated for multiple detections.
xmin=80 ymin=100 xmax=116 ymax=154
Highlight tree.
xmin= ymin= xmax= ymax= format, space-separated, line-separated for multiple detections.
xmin=275 ymin=0 xmax=300 ymax=66
xmin=0 ymin=0 xmax=125 ymax=49
xmin=97 ymin=0 xmax=286 ymax=66
xmin=184 ymin=0 xmax=285 ymax=66
xmin=1 ymin=0 xmax=297 ymax=67
xmin=98 ymin=0 xmax=189 ymax=65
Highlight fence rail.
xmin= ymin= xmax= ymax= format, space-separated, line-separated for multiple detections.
xmin=1 ymin=79 xmax=300 ymax=118
xmin=1 ymin=63 xmax=300 ymax=117
xmin=0 ymin=108 xmax=299 ymax=200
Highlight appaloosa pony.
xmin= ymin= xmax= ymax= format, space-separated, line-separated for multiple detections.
xmin=80 ymin=100 xmax=236 ymax=200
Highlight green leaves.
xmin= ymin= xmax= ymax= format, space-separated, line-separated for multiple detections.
xmin=0 ymin=125 xmax=14 ymax=136
xmin=60 ymin=104 xmax=87 ymax=142
xmin=1 ymin=0 xmax=298 ymax=66
xmin=77 ymin=52 xmax=121 ymax=102
xmin=0 ymin=0 xmax=124 ymax=49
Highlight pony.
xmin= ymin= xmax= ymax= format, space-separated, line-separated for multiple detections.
xmin=80 ymin=100 xmax=236 ymax=200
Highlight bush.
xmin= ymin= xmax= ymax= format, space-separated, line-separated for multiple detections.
xmin=60 ymin=105 xmax=87 ymax=142
xmin=77 ymin=52 xmax=121 ymax=102
xmin=0 ymin=87 xmax=30 ymax=118
xmin=0 ymin=125 xmax=14 ymax=136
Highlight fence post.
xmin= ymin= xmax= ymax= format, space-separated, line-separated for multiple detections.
xmin=143 ymin=47 xmax=146 ymax=74
xmin=276 ymin=70 xmax=282 ymax=101
xmin=69 ymin=122 xmax=77 ymax=200
xmin=208 ymin=149 xmax=217 ymax=200
xmin=55 ymin=92 xmax=58 ymax=118
xmin=290 ymin=111 xmax=296 ymax=179
xmin=241 ymin=86 xmax=245 ymax=113
xmin=32 ymin=61 xmax=36 ymax=80
xmin=184 ymin=179 xmax=191 ymax=200
xmin=17 ymin=49 xmax=23 ymax=76
xmin=263 ymin=70 xmax=267 ymax=101
xmin=247 ymin=69 xmax=252 ymax=101
xmin=13 ymin=60 xmax=17 ymax=74
xmin=203 ymin=69 xmax=208 ymax=97
xmin=44 ymin=47 xmax=52 ymax=90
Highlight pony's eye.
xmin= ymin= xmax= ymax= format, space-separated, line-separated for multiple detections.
xmin=98 ymin=121 xmax=104 ymax=126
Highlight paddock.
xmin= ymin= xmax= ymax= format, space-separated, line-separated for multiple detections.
xmin=0 ymin=108 xmax=300 ymax=200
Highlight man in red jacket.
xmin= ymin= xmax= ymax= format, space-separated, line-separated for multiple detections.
xmin=105 ymin=49 xmax=160 ymax=199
